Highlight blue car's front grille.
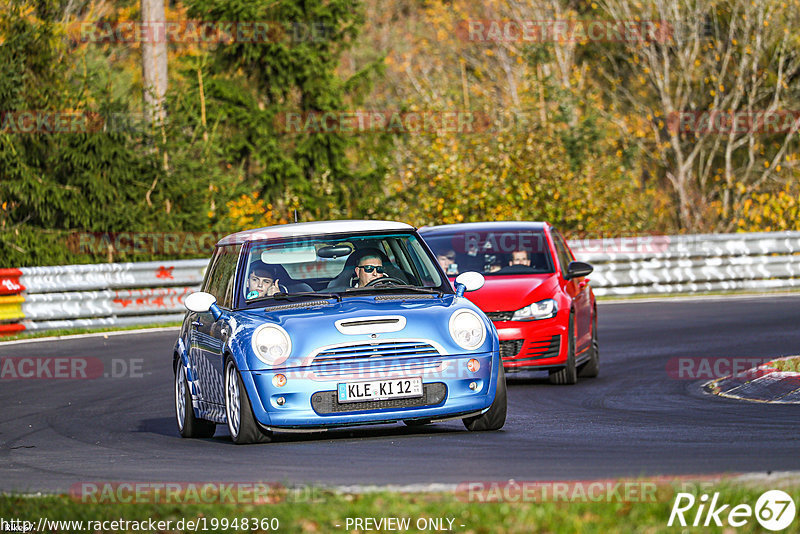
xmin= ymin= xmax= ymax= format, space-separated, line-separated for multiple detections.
xmin=307 ymin=340 xmax=445 ymax=378
xmin=312 ymin=340 xmax=441 ymax=364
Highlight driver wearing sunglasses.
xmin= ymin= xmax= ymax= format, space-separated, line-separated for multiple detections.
xmin=354 ymin=253 xmax=387 ymax=287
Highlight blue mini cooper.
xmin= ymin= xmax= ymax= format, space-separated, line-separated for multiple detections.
xmin=173 ymin=220 xmax=506 ymax=444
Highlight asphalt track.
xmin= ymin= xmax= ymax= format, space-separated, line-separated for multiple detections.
xmin=1 ymin=295 xmax=799 ymax=493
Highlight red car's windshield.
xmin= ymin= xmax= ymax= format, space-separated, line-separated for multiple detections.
xmin=423 ymin=230 xmax=554 ymax=277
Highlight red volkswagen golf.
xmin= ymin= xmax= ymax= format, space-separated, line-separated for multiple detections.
xmin=419 ymin=222 xmax=598 ymax=384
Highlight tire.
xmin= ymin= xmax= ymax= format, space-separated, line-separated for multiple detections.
xmin=175 ymin=363 xmax=216 ymax=438
xmin=549 ymin=313 xmax=578 ymax=385
xmin=463 ymin=364 xmax=507 ymax=431
xmin=578 ymin=312 xmax=599 ymax=378
xmin=224 ymin=359 xmax=272 ymax=445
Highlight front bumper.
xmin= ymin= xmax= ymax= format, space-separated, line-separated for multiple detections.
xmin=494 ymin=317 xmax=567 ymax=371
xmin=240 ymin=352 xmax=499 ymax=429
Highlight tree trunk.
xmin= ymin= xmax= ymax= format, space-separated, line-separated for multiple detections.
xmin=141 ymin=0 xmax=167 ymax=126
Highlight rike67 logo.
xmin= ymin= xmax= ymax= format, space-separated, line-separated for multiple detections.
xmin=669 ymin=490 xmax=796 ymax=531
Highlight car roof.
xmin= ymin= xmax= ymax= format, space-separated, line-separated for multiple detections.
xmin=418 ymin=221 xmax=550 ymax=235
xmin=217 ymin=220 xmax=416 ymax=246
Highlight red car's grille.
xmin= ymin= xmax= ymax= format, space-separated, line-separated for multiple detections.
xmin=502 ymin=335 xmax=561 ymax=364
xmin=499 ymin=339 xmax=523 ymax=359
xmin=486 ymin=311 xmax=514 ymax=322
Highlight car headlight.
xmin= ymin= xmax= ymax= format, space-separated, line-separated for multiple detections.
xmin=511 ymin=299 xmax=558 ymax=321
xmin=251 ymin=324 xmax=292 ymax=366
xmin=449 ymin=309 xmax=486 ymax=351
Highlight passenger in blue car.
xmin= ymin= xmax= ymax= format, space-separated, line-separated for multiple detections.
xmin=246 ymin=260 xmax=280 ymax=299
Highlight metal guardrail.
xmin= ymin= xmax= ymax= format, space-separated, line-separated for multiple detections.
xmin=1 ymin=232 xmax=799 ymax=334
xmin=0 ymin=260 xmax=207 ymax=334
xmin=571 ymin=231 xmax=800 ymax=297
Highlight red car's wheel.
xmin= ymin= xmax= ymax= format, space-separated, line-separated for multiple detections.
xmin=578 ymin=311 xmax=599 ymax=378
xmin=549 ymin=312 xmax=578 ymax=385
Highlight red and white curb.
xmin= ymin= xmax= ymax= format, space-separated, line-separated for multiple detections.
xmin=704 ymin=356 xmax=800 ymax=403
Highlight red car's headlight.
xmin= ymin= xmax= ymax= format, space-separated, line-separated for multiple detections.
xmin=511 ymin=299 xmax=558 ymax=321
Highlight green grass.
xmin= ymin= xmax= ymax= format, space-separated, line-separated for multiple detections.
xmin=1 ymin=481 xmax=798 ymax=533
xmin=0 ymin=322 xmax=181 ymax=342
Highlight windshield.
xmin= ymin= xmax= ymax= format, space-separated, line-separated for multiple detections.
xmin=238 ymin=232 xmax=448 ymax=307
xmin=422 ymin=229 xmax=554 ymax=277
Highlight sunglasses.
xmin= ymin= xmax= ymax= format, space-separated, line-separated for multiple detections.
xmin=357 ymin=264 xmax=385 ymax=273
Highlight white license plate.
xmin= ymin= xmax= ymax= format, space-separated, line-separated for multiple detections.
xmin=337 ymin=377 xmax=423 ymax=403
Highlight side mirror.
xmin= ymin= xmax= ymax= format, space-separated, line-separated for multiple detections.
xmin=184 ymin=291 xmax=224 ymax=321
xmin=565 ymin=261 xmax=593 ymax=280
xmin=454 ymin=271 xmax=485 ymax=297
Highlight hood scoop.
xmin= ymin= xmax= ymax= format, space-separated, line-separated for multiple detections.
xmin=335 ymin=315 xmax=407 ymax=335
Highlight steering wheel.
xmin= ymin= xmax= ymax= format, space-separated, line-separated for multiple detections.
xmin=364 ymin=276 xmax=406 ymax=287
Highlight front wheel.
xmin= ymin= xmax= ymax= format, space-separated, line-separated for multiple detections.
xmin=463 ymin=364 xmax=507 ymax=431
xmin=549 ymin=313 xmax=578 ymax=385
xmin=175 ymin=363 xmax=216 ymax=438
xmin=224 ymin=359 xmax=272 ymax=445
xmin=578 ymin=312 xmax=599 ymax=378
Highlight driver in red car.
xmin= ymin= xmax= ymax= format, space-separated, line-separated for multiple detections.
xmin=509 ymin=250 xmax=531 ymax=267
xmin=354 ymin=253 xmax=387 ymax=287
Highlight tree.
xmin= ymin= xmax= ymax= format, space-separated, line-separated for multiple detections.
xmin=141 ymin=0 xmax=168 ymax=126
xmin=597 ymin=0 xmax=800 ymax=231
xmin=0 ymin=0 xmax=232 ymax=266
xmin=182 ymin=0 xmax=387 ymax=221
xmin=356 ymin=0 xmax=664 ymax=235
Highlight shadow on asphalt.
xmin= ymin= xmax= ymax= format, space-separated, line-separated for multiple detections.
xmin=139 ymin=417 xmax=468 ymax=445
xmin=505 ymin=370 xmax=550 ymax=386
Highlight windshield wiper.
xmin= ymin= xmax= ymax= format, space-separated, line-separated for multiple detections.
xmin=249 ymin=291 xmax=342 ymax=304
xmin=346 ymin=285 xmax=443 ymax=297
xmin=273 ymin=291 xmax=343 ymax=302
